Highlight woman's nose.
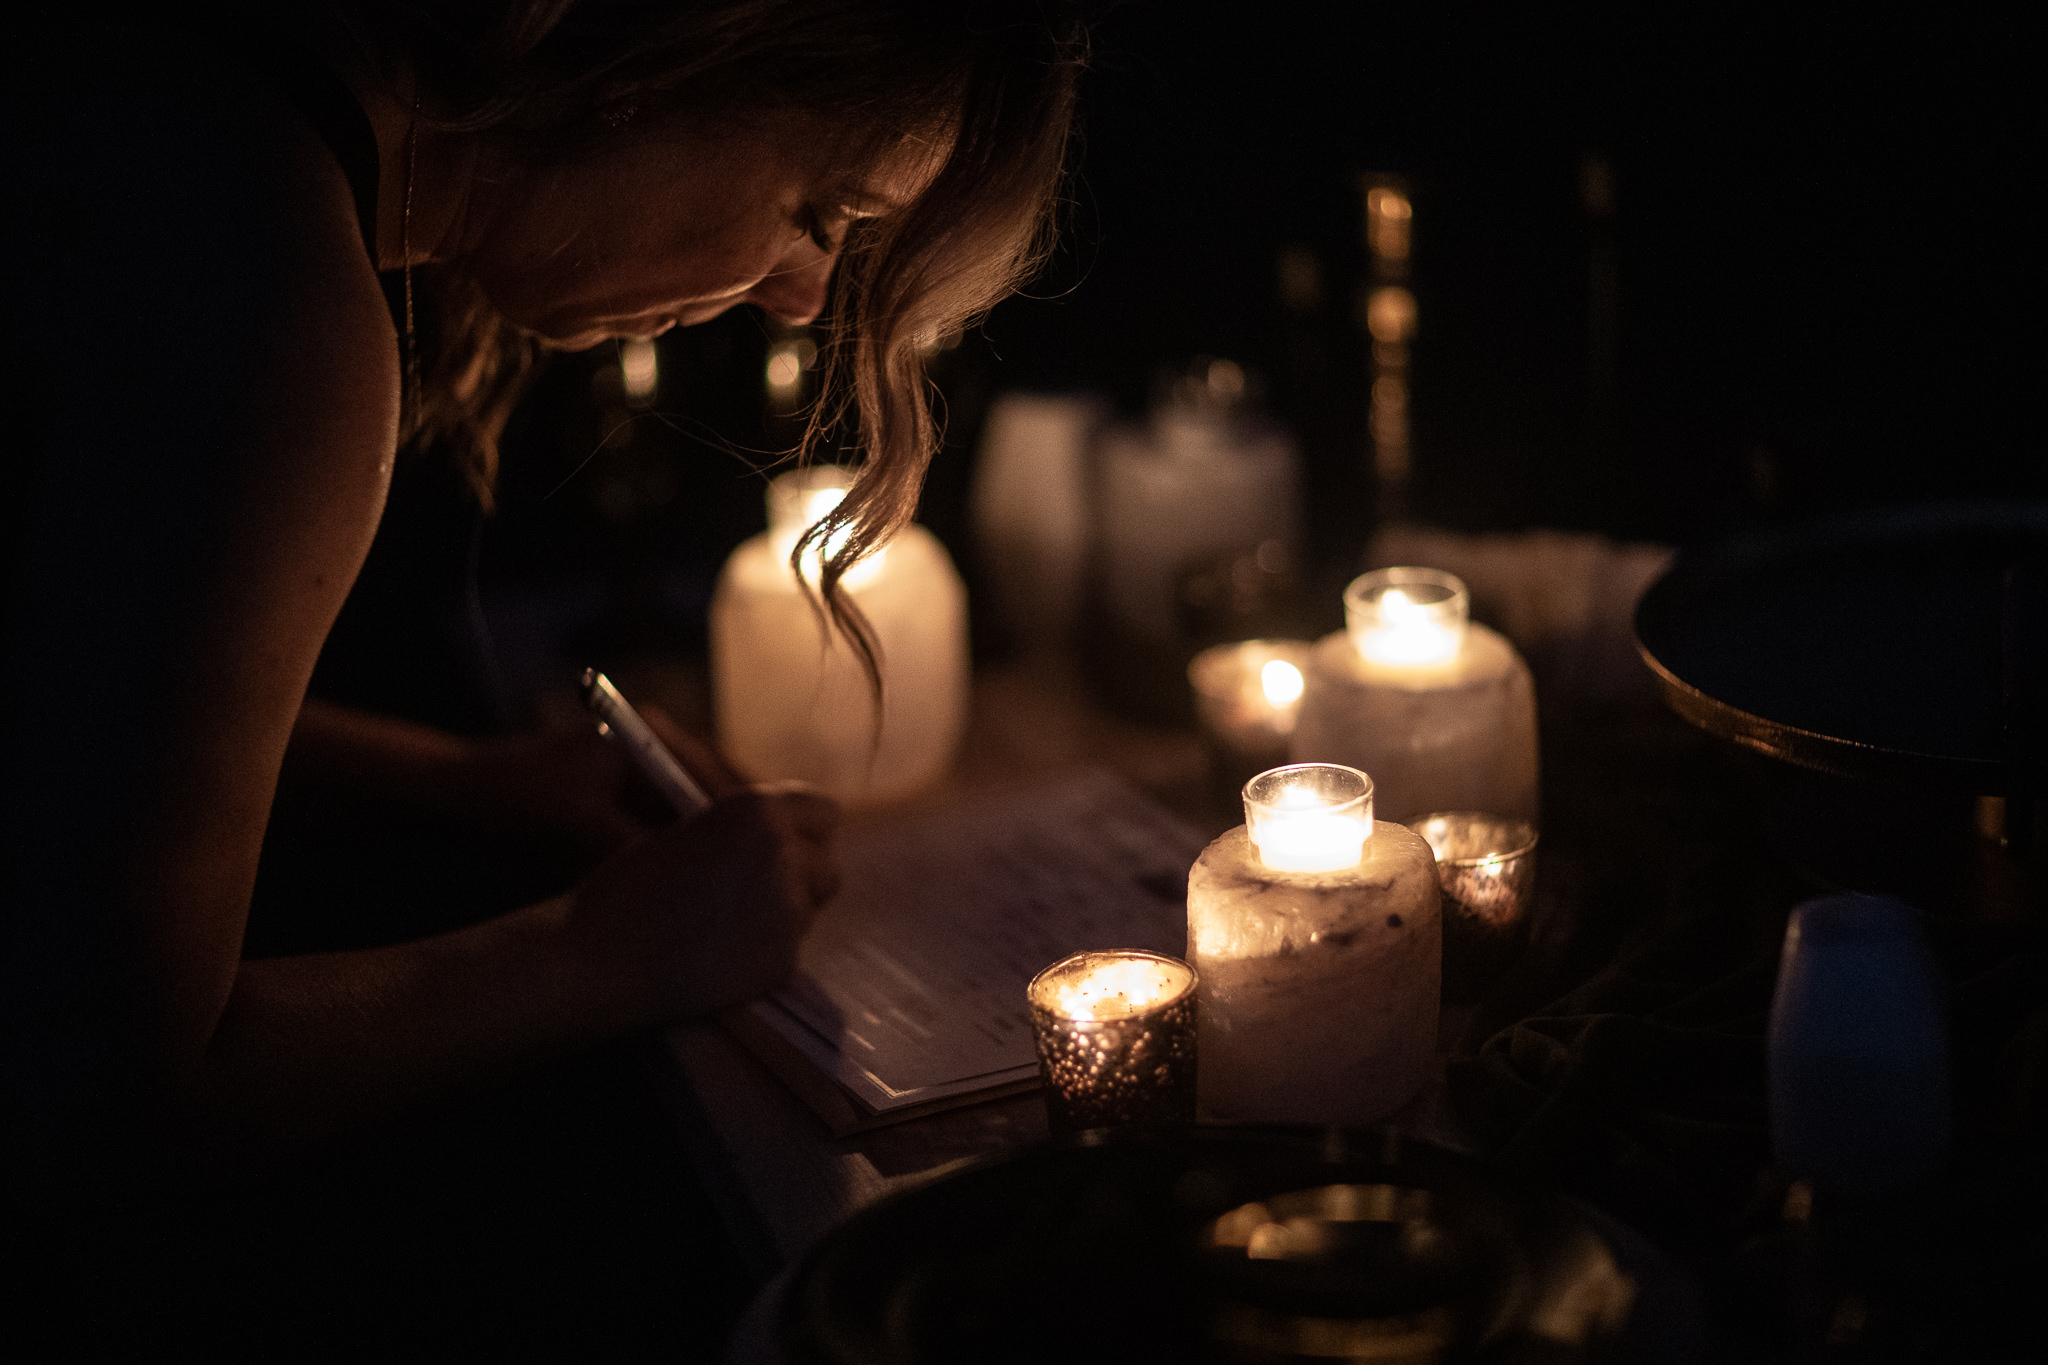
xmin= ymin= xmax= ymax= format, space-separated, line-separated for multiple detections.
xmin=745 ymin=246 xmax=835 ymax=326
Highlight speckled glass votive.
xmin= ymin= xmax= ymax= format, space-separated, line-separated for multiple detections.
xmin=1027 ymin=950 xmax=1198 ymax=1134
xmin=1407 ymin=812 xmax=1538 ymax=1001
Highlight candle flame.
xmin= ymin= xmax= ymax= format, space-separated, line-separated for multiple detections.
xmin=769 ymin=479 xmax=886 ymax=586
xmin=1260 ymin=659 xmax=1305 ymax=707
xmin=1254 ymin=809 xmax=1369 ymax=872
xmin=1358 ymin=584 xmax=1457 ymax=666
xmin=1243 ymin=764 xmax=1373 ymax=874
xmin=1050 ymin=957 xmax=1185 ymax=1021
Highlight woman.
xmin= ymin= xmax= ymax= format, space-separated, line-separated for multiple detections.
xmin=1 ymin=0 xmax=1081 ymax=1337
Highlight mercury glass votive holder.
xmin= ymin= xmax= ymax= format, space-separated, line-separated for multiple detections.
xmin=1407 ymin=812 xmax=1538 ymax=1001
xmin=1027 ymin=950 xmax=1198 ymax=1135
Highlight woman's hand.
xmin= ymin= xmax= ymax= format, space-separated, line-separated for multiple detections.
xmin=564 ymin=783 xmax=840 ymax=1019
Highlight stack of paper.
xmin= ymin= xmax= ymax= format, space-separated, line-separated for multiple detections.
xmin=723 ymin=770 xmax=1203 ymax=1134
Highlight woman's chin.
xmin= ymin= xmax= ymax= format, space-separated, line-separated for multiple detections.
xmin=513 ymin=309 xmax=681 ymax=352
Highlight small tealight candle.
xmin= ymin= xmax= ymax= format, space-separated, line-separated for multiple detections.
xmin=1027 ymin=950 xmax=1198 ymax=1134
xmin=1186 ymin=764 xmax=1441 ymax=1125
xmin=1243 ymin=764 xmax=1373 ymax=873
xmin=1408 ymin=812 xmax=1539 ymax=1003
xmin=1189 ymin=639 xmax=1313 ymax=769
xmin=1293 ymin=566 xmax=1539 ymax=825
xmin=1346 ymin=567 xmax=1468 ymax=674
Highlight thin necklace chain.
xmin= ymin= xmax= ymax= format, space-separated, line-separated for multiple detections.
xmin=400 ymin=99 xmax=421 ymax=431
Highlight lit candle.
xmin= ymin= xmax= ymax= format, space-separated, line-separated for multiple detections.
xmin=1027 ymin=950 xmax=1198 ymax=1134
xmin=710 ymin=466 xmax=968 ymax=805
xmin=764 ymin=333 xmax=817 ymax=413
xmin=1189 ymin=639 xmax=1313 ymax=769
xmin=1244 ymin=763 xmax=1372 ymax=873
xmin=1292 ymin=567 xmax=1539 ymax=825
xmin=1185 ymin=764 xmax=1441 ymax=1125
xmin=619 ymin=338 xmax=659 ymax=402
xmin=1347 ymin=570 xmax=1467 ymax=676
xmin=1407 ymin=812 xmax=1538 ymax=1003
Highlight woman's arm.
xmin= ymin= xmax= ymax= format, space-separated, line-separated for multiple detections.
xmin=282 ymin=698 xmax=662 ymax=854
xmin=200 ymin=785 xmax=834 ymax=1150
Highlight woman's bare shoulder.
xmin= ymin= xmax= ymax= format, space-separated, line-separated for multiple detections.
xmin=4 ymin=15 xmax=399 ymax=483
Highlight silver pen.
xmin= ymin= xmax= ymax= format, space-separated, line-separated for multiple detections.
xmin=579 ymin=668 xmax=713 ymax=816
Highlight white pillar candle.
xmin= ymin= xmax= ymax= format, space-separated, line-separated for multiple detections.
xmin=1291 ymin=568 xmax=1539 ymax=824
xmin=1096 ymin=399 xmax=1300 ymax=644
xmin=1186 ymin=764 xmax=1441 ymax=1125
xmin=968 ymin=392 xmax=1100 ymax=656
xmin=710 ymin=467 xmax=969 ymax=805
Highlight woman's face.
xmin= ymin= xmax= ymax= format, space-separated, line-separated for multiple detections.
xmin=461 ymin=114 xmax=942 ymax=350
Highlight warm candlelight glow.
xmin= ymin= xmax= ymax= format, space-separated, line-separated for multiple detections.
xmin=713 ymin=466 xmax=968 ymax=806
xmin=765 ymin=335 xmax=817 ymax=408
xmin=619 ymin=338 xmax=659 ymax=401
xmin=1027 ymin=950 xmax=1200 ymax=1132
xmin=1043 ymin=954 xmax=1193 ymax=1021
xmin=1366 ymin=186 xmax=1413 ymax=262
xmin=1260 ymin=659 xmax=1305 ymax=707
xmin=1243 ymin=764 xmax=1374 ymax=874
xmin=767 ymin=467 xmax=885 ymax=585
xmin=1364 ymin=285 xmax=1417 ymax=344
xmin=1345 ymin=567 xmax=1468 ymax=669
xmin=1189 ymin=640 xmax=1313 ymax=754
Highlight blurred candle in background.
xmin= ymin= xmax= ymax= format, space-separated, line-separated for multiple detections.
xmin=1293 ymin=567 xmax=1539 ymax=824
xmin=1188 ymin=638 xmax=1312 ymax=776
xmin=969 ymin=392 xmax=1102 ymax=660
xmin=1186 ymin=764 xmax=1440 ymax=1124
xmin=1096 ymin=361 xmax=1300 ymax=647
xmin=764 ymin=332 xmax=818 ymax=414
xmin=1361 ymin=177 xmax=1416 ymax=519
xmin=710 ymin=466 xmax=968 ymax=805
xmin=619 ymin=338 xmax=660 ymax=403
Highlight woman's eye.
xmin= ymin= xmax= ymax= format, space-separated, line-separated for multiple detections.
xmin=801 ymin=208 xmax=842 ymax=254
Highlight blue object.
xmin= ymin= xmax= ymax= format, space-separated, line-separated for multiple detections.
xmin=1768 ymin=894 xmax=1951 ymax=1192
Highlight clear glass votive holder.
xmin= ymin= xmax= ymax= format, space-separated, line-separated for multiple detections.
xmin=1027 ymin=950 xmax=1198 ymax=1135
xmin=1189 ymin=639 xmax=1314 ymax=797
xmin=1189 ymin=640 xmax=1312 ymax=751
xmin=1407 ymin=812 xmax=1538 ymax=1001
xmin=1243 ymin=763 xmax=1375 ymax=874
xmin=1344 ymin=566 xmax=1469 ymax=668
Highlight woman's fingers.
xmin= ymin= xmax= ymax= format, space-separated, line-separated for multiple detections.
xmin=566 ymin=777 xmax=844 ymax=1017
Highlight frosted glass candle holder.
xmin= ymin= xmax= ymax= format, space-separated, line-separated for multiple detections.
xmin=1186 ymin=765 xmax=1441 ymax=1125
xmin=1293 ymin=567 xmax=1538 ymax=825
xmin=1189 ymin=639 xmax=1313 ymax=769
xmin=711 ymin=466 xmax=969 ymax=805
xmin=1028 ymin=950 xmax=1199 ymax=1134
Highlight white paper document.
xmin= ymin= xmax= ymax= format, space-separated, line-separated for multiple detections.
xmin=726 ymin=770 xmax=1203 ymax=1128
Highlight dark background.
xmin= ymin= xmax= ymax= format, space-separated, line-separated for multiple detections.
xmin=477 ymin=2 xmax=2040 ymax=667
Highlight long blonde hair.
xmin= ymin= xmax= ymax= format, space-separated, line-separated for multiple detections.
xmin=352 ymin=0 xmax=1084 ymax=683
